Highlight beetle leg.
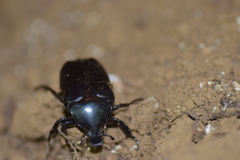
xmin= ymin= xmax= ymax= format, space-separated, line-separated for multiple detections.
xmin=48 ymin=117 xmax=75 ymax=142
xmin=61 ymin=118 xmax=76 ymax=135
xmin=112 ymin=98 xmax=143 ymax=111
xmin=107 ymin=118 xmax=139 ymax=149
xmin=35 ymin=85 xmax=63 ymax=102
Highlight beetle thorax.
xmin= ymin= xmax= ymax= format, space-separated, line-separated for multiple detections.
xmin=69 ymin=99 xmax=112 ymax=130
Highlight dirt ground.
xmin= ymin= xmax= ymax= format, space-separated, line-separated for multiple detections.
xmin=1 ymin=0 xmax=240 ymax=160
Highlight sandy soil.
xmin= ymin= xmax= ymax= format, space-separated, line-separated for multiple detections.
xmin=1 ymin=0 xmax=240 ymax=160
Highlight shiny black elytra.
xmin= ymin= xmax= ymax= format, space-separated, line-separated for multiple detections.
xmin=36 ymin=58 xmax=142 ymax=148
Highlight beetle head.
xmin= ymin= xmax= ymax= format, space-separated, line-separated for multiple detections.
xmin=86 ymin=129 xmax=115 ymax=148
xmin=87 ymin=129 xmax=103 ymax=147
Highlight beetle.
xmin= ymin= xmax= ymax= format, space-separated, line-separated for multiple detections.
xmin=36 ymin=58 xmax=142 ymax=149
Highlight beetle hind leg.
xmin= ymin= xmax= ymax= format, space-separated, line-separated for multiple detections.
xmin=35 ymin=85 xmax=63 ymax=102
xmin=107 ymin=118 xmax=140 ymax=149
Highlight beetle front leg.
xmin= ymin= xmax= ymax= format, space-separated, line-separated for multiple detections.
xmin=107 ymin=118 xmax=139 ymax=149
xmin=48 ymin=117 xmax=75 ymax=142
xmin=112 ymin=98 xmax=143 ymax=111
xmin=61 ymin=119 xmax=77 ymax=135
xmin=35 ymin=85 xmax=63 ymax=102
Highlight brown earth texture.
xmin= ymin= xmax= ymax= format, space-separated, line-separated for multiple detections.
xmin=1 ymin=0 xmax=240 ymax=160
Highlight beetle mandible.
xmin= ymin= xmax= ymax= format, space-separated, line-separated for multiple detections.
xmin=36 ymin=58 xmax=143 ymax=149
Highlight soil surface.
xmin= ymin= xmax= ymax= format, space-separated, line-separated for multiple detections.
xmin=1 ymin=0 xmax=240 ymax=160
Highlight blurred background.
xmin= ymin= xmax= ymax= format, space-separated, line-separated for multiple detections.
xmin=1 ymin=0 xmax=240 ymax=160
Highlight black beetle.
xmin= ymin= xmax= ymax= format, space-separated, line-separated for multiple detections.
xmin=36 ymin=58 xmax=142 ymax=149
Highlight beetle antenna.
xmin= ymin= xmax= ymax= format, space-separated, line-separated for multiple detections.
xmin=103 ymin=134 xmax=115 ymax=140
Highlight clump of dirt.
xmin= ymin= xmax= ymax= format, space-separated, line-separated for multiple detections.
xmin=1 ymin=0 xmax=240 ymax=160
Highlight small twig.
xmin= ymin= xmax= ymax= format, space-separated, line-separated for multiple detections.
xmin=209 ymin=111 xmax=240 ymax=120
xmin=57 ymin=125 xmax=84 ymax=160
